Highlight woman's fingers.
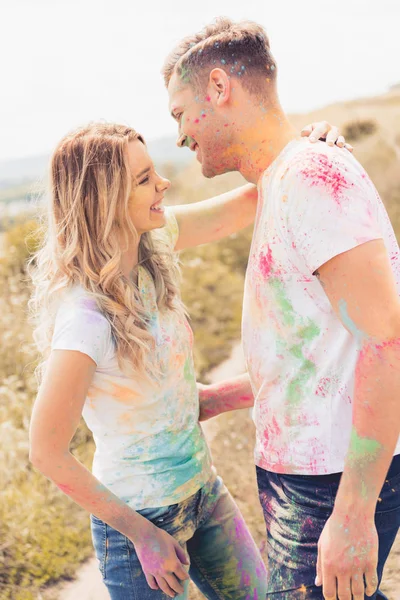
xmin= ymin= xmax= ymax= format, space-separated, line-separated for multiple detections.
xmin=166 ymin=572 xmax=186 ymax=595
xmin=336 ymin=135 xmax=346 ymax=148
xmin=309 ymin=121 xmax=331 ymax=142
xmin=156 ymin=575 xmax=179 ymax=598
xmin=301 ymin=123 xmax=315 ymax=137
xmin=145 ymin=573 xmax=159 ymax=590
xmin=326 ymin=126 xmax=339 ymax=146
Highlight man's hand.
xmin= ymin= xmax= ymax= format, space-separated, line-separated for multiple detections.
xmin=301 ymin=121 xmax=354 ymax=152
xmin=316 ymin=511 xmax=378 ymax=599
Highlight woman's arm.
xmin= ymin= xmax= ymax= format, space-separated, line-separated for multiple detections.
xmin=29 ymin=349 xmax=189 ymax=597
xmin=198 ymin=373 xmax=254 ymax=421
xmin=172 ymin=121 xmax=352 ymax=251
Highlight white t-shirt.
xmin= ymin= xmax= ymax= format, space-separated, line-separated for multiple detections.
xmin=242 ymin=139 xmax=400 ymax=475
xmin=52 ymin=210 xmax=212 ymax=508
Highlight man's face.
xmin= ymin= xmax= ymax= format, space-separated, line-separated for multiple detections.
xmin=168 ymin=71 xmax=237 ymax=178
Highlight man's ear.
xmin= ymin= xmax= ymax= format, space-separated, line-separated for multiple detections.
xmin=209 ymin=68 xmax=231 ymax=106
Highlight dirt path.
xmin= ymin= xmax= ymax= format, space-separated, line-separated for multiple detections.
xmin=51 ymin=343 xmax=400 ymax=600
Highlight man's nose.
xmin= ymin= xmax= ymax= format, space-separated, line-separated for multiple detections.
xmin=176 ymin=133 xmax=187 ymax=148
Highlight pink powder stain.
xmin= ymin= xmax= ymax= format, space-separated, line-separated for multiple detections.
xmin=57 ymin=483 xmax=74 ymax=495
xmin=270 ymin=416 xmax=282 ymax=438
xmin=299 ymin=152 xmax=350 ymax=204
xmin=316 ymin=377 xmax=330 ymax=397
xmin=234 ymin=515 xmax=249 ymax=541
xmin=205 ymin=95 xmax=211 ymax=102
xmin=240 ymin=570 xmax=251 ymax=587
xmin=194 ymin=118 xmax=200 ymax=124
xmin=259 ymin=246 xmax=273 ymax=278
xmin=201 ymin=113 xmax=207 ymax=118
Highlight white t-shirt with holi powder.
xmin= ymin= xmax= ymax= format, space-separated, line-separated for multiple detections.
xmin=52 ymin=209 xmax=212 ymax=509
xmin=242 ymin=139 xmax=400 ymax=475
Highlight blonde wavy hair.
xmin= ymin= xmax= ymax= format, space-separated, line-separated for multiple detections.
xmin=29 ymin=122 xmax=184 ymax=380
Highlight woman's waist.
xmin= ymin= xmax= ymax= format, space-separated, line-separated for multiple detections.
xmin=92 ymin=422 xmax=209 ymax=465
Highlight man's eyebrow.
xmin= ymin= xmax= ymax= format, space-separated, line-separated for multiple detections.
xmin=135 ymin=166 xmax=151 ymax=179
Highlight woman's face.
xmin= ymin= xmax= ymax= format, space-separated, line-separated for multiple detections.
xmin=127 ymin=139 xmax=170 ymax=234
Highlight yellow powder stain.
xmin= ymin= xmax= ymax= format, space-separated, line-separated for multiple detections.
xmin=174 ymin=353 xmax=186 ymax=370
xmin=87 ymin=384 xmax=105 ymax=409
xmin=111 ymin=383 xmax=140 ymax=405
xmin=117 ymin=411 xmax=136 ymax=430
xmin=282 ymin=194 xmax=288 ymax=203
xmin=299 ymin=584 xmax=307 ymax=594
xmin=378 ymin=497 xmax=382 ymax=502
xmin=223 ymin=144 xmax=247 ymax=159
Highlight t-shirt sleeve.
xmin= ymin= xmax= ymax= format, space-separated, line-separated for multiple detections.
xmin=162 ymin=207 xmax=180 ymax=250
xmin=51 ymin=300 xmax=112 ymax=365
xmin=283 ymin=145 xmax=383 ymax=274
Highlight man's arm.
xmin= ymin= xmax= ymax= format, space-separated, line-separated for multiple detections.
xmin=314 ymin=239 xmax=400 ymax=599
xmin=198 ymin=373 xmax=254 ymax=421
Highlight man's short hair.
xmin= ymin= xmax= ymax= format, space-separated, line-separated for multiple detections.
xmin=162 ymin=17 xmax=277 ymax=95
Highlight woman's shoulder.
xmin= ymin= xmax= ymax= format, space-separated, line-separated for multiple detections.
xmin=52 ymin=285 xmax=113 ymax=365
xmin=55 ymin=285 xmax=111 ymax=333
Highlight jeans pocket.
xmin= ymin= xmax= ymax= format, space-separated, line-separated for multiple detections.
xmin=90 ymin=515 xmax=107 ymax=578
xmin=277 ymin=474 xmax=333 ymax=516
xmin=138 ymin=502 xmax=180 ymax=527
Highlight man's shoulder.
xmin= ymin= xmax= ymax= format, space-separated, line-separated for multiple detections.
xmin=284 ymin=139 xmax=360 ymax=176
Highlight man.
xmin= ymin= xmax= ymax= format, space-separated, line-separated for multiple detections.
xmin=164 ymin=17 xmax=400 ymax=600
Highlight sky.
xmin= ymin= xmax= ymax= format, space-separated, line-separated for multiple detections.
xmin=1 ymin=0 xmax=399 ymax=161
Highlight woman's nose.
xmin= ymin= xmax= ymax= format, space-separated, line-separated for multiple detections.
xmin=157 ymin=176 xmax=171 ymax=192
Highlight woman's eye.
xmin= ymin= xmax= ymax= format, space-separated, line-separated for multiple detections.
xmin=139 ymin=176 xmax=150 ymax=185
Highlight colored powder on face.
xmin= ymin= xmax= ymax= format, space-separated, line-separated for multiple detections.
xmin=298 ymin=152 xmax=350 ymax=204
xmin=180 ymin=65 xmax=191 ymax=84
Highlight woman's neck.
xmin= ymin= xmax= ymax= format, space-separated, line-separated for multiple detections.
xmin=121 ymin=243 xmax=140 ymax=279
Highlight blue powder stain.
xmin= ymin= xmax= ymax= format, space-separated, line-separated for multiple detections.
xmin=221 ymin=59 xmax=226 ymax=64
xmin=338 ymin=299 xmax=365 ymax=345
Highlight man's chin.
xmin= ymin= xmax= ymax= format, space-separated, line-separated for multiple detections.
xmin=201 ymin=161 xmax=229 ymax=179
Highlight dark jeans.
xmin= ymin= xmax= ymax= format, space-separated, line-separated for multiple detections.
xmin=256 ymin=454 xmax=400 ymax=599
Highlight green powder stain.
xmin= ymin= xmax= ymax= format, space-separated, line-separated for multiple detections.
xmin=179 ymin=65 xmax=191 ymax=85
xmin=348 ymin=429 xmax=382 ymax=466
xmin=299 ymin=322 xmax=320 ymax=341
xmin=270 ymin=278 xmax=296 ymax=327
xmin=269 ymin=277 xmax=320 ymax=408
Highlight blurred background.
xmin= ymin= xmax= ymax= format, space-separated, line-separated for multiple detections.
xmin=1 ymin=1 xmax=400 ymax=598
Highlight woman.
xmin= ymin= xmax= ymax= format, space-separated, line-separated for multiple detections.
xmin=28 ymin=121 xmax=346 ymax=599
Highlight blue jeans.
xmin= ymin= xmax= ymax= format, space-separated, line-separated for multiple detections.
xmin=256 ymin=454 xmax=400 ymax=599
xmin=91 ymin=470 xmax=267 ymax=599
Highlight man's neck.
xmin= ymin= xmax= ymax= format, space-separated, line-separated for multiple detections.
xmin=234 ymin=109 xmax=298 ymax=185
